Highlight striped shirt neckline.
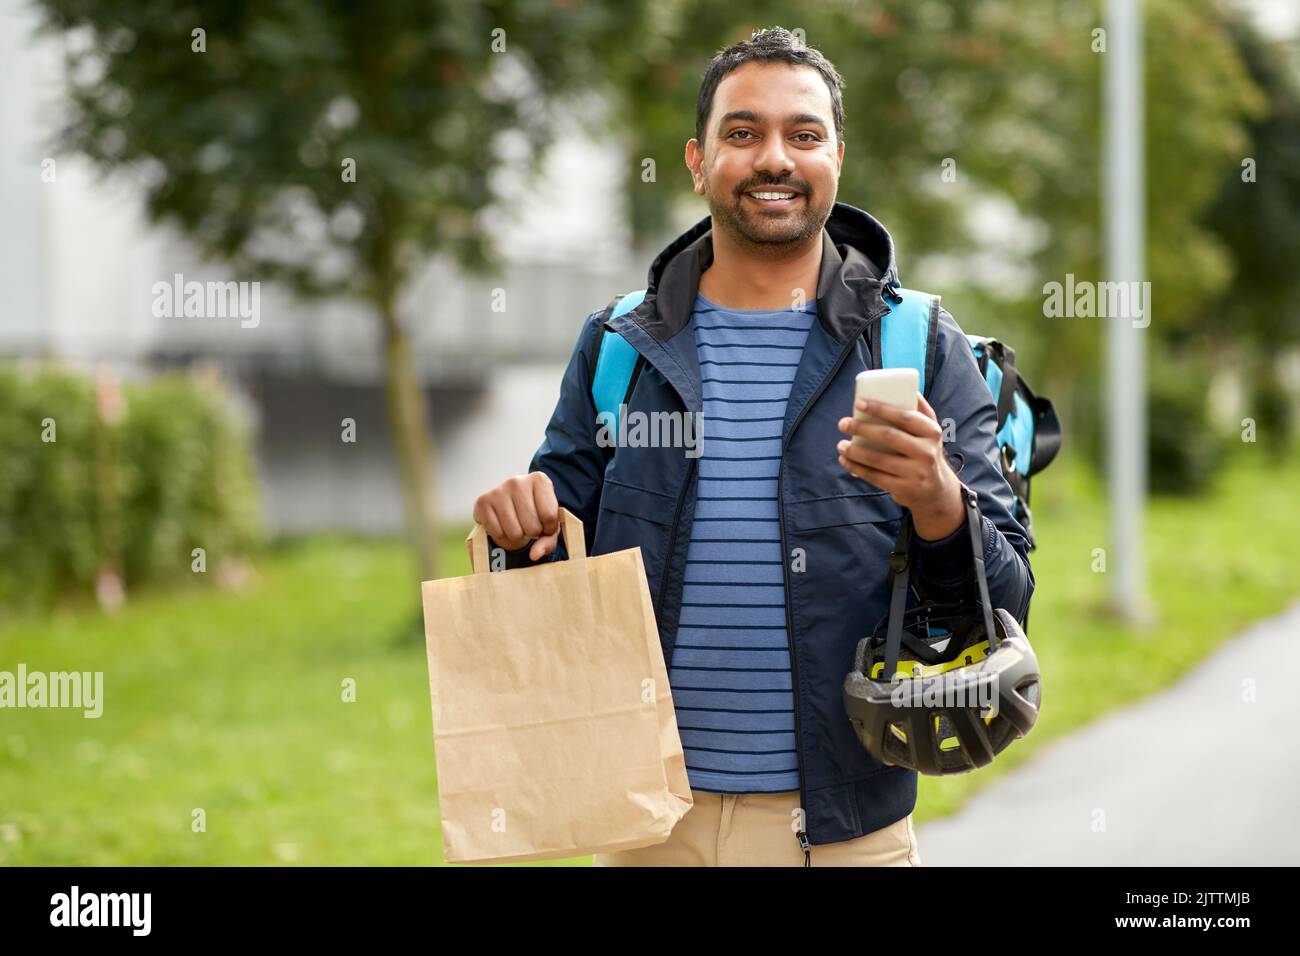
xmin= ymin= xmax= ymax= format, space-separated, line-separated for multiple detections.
xmin=695 ymin=291 xmax=819 ymax=317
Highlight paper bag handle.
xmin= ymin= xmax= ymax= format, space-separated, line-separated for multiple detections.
xmin=465 ymin=507 xmax=587 ymax=574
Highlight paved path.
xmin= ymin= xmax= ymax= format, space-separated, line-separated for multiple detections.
xmin=915 ymin=599 xmax=1300 ymax=865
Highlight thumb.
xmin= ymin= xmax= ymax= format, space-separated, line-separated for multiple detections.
xmin=529 ymin=530 xmax=560 ymax=561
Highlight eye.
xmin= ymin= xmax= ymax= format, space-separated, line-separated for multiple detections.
xmin=727 ymin=130 xmax=753 ymax=140
xmin=795 ymin=133 xmax=820 ymax=142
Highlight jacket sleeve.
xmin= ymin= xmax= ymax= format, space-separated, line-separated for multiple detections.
xmin=499 ymin=308 xmax=609 ymax=569
xmin=911 ymin=305 xmax=1035 ymax=623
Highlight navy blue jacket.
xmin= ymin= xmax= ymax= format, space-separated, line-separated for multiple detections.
xmin=509 ymin=201 xmax=1034 ymax=849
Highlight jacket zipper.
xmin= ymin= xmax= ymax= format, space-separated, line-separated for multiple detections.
xmin=655 ymin=455 xmax=698 ymax=637
xmin=778 ymin=328 xmax=872 ymax=868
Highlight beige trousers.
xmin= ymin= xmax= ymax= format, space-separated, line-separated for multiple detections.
xmin=592 ymin=789 xmax=921 ymax=867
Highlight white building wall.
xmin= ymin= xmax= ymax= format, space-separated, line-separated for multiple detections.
xmin=0 ymin=0 xmax=690 ymax=530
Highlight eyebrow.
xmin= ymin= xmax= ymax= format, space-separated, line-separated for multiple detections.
xmin=717 ymin=110 xmax=829 ymax=134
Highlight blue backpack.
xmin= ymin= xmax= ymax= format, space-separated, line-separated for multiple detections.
xmin=589 ymin=287 xmax=1061 ymax=549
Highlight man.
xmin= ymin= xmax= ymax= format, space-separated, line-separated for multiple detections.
xmin=472 ymin=27 xmax=1033 ymax=866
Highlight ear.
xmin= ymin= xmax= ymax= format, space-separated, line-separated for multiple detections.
xmin=685 ymin=138 xmax=705 ymax=193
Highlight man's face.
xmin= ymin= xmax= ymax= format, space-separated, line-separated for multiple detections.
xmin=687 ymin=60 xmax=844 ymax=252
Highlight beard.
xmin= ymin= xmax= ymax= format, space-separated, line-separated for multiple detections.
xmin=704 ymin=172 xmax=834 ymax=254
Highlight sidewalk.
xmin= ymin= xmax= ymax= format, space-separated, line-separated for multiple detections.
xmin=914 ymin=599 xmax=1300 ymax=865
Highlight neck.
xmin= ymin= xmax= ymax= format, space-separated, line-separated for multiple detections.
xmin=699 ymin=230 xmax=824 ymax=311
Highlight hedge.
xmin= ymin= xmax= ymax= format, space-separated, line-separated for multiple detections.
xmin=0 ymin=364 xmax=264 ymax=613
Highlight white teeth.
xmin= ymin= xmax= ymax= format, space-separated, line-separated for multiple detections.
xmin=750 ymin=191 xmax=797 ymax=200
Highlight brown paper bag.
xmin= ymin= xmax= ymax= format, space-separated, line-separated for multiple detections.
xmin=421 ymin=507 xmax=693 ymax=864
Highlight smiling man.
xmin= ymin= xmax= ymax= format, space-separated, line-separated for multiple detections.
xmin=472 ymin=27 xmax=1034 ymax=867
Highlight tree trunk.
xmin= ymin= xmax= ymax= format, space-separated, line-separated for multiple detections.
xmin=376 ymin=291 xmax=440 ymax=584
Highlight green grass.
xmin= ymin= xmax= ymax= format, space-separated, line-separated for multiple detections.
xmin=2 ymin=449 xmax=1298 ymax=864
xmin=0 ymin=529 xmax=579 ymax=866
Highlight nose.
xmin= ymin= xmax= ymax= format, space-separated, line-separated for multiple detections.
xmin=752 ymin=134 xmax=796 ymax=182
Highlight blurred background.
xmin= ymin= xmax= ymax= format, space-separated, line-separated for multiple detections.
xmin=2 ymin=0 xmax=1298 ymax=865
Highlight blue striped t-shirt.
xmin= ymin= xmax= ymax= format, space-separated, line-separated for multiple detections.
xmin=667 ymin=290 xmax=816 ymax=793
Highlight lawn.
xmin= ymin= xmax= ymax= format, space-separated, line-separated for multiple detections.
xmin=2 ymin=448 xmax=1298 ymax=864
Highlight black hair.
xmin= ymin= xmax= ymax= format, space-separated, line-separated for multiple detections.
xmin=695 ymin=27 xmax=846 ymax=148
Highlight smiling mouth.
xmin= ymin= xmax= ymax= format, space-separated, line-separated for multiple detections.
xmin=744 ymin=190 xmax=803 ymax=208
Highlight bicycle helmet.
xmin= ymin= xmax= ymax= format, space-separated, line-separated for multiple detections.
xmin=842 ymin=485 xmax=1042 ymax=775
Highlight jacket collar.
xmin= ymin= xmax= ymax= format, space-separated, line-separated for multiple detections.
xmin=607 ymin=200 xmax=900 ymax=413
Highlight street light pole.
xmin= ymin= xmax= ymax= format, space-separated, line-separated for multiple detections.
xmin=1104 ymin=0 xmax=1151 ymax=624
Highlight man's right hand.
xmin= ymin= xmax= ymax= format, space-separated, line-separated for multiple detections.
xmin=472 ymin=472 xmax=561 ymax=561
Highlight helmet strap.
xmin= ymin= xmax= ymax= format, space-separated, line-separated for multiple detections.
xmin=882 ymin=512 xmax=914 ymax=682
xmin=962 ymin=484 xmax=1000 ymax=655
xmin=882 ymin=484 xmax=1000 ymax=682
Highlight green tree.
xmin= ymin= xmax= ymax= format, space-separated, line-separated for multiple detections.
xmin=1202 ymin=15 xmax=1300 ymax=350
xmin=598 ymin=0 xmax=1262 ymax=399
xmin=1199 ymin=16 xmax=1300 ymax=453
xmin=35 ymin=0 xmax=651 ymax=581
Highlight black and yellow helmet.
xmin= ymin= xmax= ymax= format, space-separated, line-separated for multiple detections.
xmin=844 ymin=601 xmax=1041 ymax=774
xmin=842 ymin=486 xmax=1042 ymax=775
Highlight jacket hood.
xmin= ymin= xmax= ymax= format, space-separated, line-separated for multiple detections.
xmin=630 ymin=200 xmax=901 ymax=348
xmin=647 ymin=200 xmax=899 ymax=297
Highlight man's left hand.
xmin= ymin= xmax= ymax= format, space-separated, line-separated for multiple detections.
xmin=836 ymin=393 xmax=964 ymax=541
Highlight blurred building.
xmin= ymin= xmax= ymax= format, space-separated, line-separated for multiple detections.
xmin=0 ymin=0 xmax=669 ymax=531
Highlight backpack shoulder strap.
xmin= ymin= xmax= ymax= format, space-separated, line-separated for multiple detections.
xmin=590 ymin=289 xmax=648 ymax=436
xmin=879 ymin=287 xmax=940 ymax=397
xmin=965 ymin=335 xmax=1019 ymax=434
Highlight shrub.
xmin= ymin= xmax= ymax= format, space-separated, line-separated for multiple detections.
xmin=1146 ymin=350 xmax=1233 ymax=495
xmin=0 ymin=364 xmax=263 ymax=613
xmin=1065 ymin=350 xmax=1233 ymax=497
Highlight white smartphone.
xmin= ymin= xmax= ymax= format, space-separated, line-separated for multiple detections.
xmin=852 ymin=368 xmax=919 ymax=451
